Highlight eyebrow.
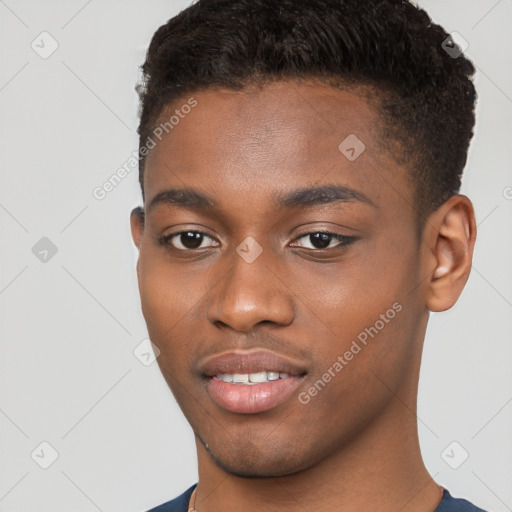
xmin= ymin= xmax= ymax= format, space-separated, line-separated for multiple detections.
xmin=147 ymin=183 xmax=377 ymax=214
xmin=148 ymin=188 xmax=218 ymax=214
xmin=274 ymin=184 xmax=378 ymax=209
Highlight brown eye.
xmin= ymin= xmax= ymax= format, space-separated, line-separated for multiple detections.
xmin=292 ymin=231 xmax=356 ymax=250
xmin=160 ymin=231 xmax=217 ymax=250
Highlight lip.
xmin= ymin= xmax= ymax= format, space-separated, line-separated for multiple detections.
xmin=199 ymin=349 xmax=308 ymax=377
xmin=198 ymin=349 xmax=308 ymax=414
xmin=207 ymin=375 xmax=305 ymax=413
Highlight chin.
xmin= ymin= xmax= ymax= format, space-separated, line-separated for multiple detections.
xmin=208 ymin=451 xmax=308 ymax=479
xmin=198 ymin=432 xmax=315 ymax=478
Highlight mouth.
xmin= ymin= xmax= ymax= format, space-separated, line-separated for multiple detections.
xmin=214 ymin=370 xmax=293 ymax=384
xmin=199 ymin=350 xmax=308 ymax=414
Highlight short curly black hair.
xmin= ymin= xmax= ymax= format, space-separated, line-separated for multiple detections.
xmin=136 ymin=0 xmax=476 ymax=226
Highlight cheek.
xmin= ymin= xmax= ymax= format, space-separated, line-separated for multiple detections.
xmin=138 ymin=259 xmax=174 ymax=331
xmin=294 ymin=304 xmax=414 ymax=447
xmin=292 ymin=240 xmax=418 ymax=393
xmin=138 ymin=245 xmax=205 ymax=316
xmin=136 ymin=250 xmax=207 ymax=364
xmin=290 ymin=254 xmax=408 ymax=347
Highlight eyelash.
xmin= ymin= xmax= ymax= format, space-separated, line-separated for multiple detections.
xmin=158 ymin=230 xmax=357 ymax=252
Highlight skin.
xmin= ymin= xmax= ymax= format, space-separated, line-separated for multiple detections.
xmin=130 ymin=80 xmax=476 ymax=512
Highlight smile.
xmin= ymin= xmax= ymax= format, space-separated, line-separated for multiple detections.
xmin=215 ymin=371 xmax=290 ymax=384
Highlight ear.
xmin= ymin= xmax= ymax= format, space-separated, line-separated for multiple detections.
xmin=423 ymin=195 xmax=477 ymax=312
xmin=130 ymin=206 xmax=145 ymax=250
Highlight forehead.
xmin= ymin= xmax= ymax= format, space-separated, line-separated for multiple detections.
xmin=143 ymin=80 xmax=410 ymax=213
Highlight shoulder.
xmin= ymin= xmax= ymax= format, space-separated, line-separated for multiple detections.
xmin=435 ymin=488 xmax=489 ymax=512
xmin=144 ymin=483 xmax=197 ymax=512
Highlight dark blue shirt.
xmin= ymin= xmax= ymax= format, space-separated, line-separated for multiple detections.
xmin=145 ymin=484 xmax=488 ymax=511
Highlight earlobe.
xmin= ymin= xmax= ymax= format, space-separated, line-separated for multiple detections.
xmin=130 ymin=206 xmax=145 ymax=250
xmin=425 ymin=195 xmax=477 ymax=312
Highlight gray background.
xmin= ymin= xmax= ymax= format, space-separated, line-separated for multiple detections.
xmin=1 ymin=1 xmax=511 ymax=511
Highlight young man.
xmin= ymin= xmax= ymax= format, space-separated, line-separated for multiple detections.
xmin=130 ymin=1 xmax=486 ymax=510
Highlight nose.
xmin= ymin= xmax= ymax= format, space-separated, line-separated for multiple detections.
xmin=207 ymin=245 xmax=294 ymax=333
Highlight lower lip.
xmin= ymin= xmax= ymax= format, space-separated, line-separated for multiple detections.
xmin=206 ymin=376 xmax=304 ymax=414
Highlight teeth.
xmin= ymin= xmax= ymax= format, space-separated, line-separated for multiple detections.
xmin=249 ymin=371 xmax=267 ymax=383
xmin=216 ymin=371 xmax=291 ymax=384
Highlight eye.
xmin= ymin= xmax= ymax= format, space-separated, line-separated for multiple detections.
xmin=159 ymin=231 xmax=218 ymax=250
xmin=291 ymin=231 xmax=357 ymax=250
xmin=159 ymin=230 xmax=356 ymax=252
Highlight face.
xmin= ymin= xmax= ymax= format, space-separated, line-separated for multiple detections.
xmin=130 ymin=80 xmax=431 ymax=477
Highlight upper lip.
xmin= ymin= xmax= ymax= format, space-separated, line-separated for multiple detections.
xmin=198 ymin=349 xmax=308 ymax=377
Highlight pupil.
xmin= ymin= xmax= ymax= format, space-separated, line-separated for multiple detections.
xmin=311 ymin=232 xmax=331 ymax=249
xmin=181 ymin=232 xmax=203 ymax=249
